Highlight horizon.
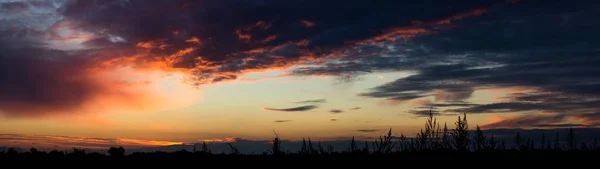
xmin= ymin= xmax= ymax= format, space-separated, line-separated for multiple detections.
xmin=1 ymin=0 xmax=599 ymax=152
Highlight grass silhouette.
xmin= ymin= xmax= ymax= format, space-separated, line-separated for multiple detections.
xmin=1 ymin=111 xmax=599 ymax=162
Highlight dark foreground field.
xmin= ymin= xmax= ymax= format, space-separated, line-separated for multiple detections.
xmin=1 ymin=113 xmax=599 ymax=164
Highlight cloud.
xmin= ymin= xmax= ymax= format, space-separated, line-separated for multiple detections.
xmin=573 ymin=112 xmax=600 ymax=126
xmin=0 ymin=34 xmax=200 ymax=118
xmin=481 ymin=114 xmax=574 ymax=129
xmin=290 ymin=0 xmax=600 ymax=117
xmin=261 ymin=105 xmax=318 ymax=112
xmin=407 ymin=109 xmax=441 ymax=117
xmin=0 ymin=1 xmax=28 ymax=14
xmin=0 ymin=134 xmax=182 ymax=150
xmin=293 ymin=99 xmax=326 ymax=104
xmin=356 ymin=129 xmax=380 ymax=133
xmin=3 ymin=0 xmax=500 ymax=118
xmin=2 ymin=0 xmax=597 ymax=119
xmin=274 ymin=120 xmax=292 ymax=123
xmin=53 ymin=0 xmax=509 ymax=85
xmin=349 ymin=107 xmax=361 ymax=110
xmin=531 ymin=124 xmax=588 ymax=128
xmin=330 ymin=109 xmax=343 ymax=114
xmin=330 ymin=119 xmax=337 ymax=122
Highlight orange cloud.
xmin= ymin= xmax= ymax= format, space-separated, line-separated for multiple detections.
xmin=235 ymin=29 xmax=252 ymax=42
xmin=0 ymin=134 xmax=183 ymax=150
xmin=358 ymin=7 xmax=498 ymax=46
xmin=571 ymin=112 xmax=600 ymax=125
xmin=481 ymin=114 xmax=570 ymax=129
xmin=12 ymin=65 xmax=203 ymax=120
xmin=198 ymin=137 xmax=237 ymax=143
xmin=300 ymin=20 xmax=315 ymax=27
xmin=262 ymin=35 xmax=277 ymax=43
xmin=185 ymin=36 xmax=201 ymax=44
xmin=136 ymin=39 xmax=172 ymax=49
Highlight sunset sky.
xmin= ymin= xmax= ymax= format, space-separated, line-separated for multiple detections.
xmin=0 ymin=0 xmax=599 ymax=150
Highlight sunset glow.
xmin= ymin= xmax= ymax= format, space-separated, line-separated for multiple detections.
xmin=0 ymin=0 xmax=598 ymax=151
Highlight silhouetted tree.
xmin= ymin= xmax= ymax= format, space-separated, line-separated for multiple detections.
xmin=397 ymin=133 xmax=407 ymax=151
xmin=227 ymin=143 xmax=240 ymax=155
xmin=416 ymin=110 xmax=439 ymax=150
xmin=108 ymin=147 xmax=125 ymax=157
xmin=373 ymin=128 xmax=393 ymax=154
xmin=271 ymin=130 xmax=282 ymax=155
xmin=307 ymin=138 xmax=317 ymax=154
xmin=300 ymin=138 xmax=308 ymax=154
xmin=362 ymin=140 xmax=369 ymax=153
xmin=441 ymin=122 xmax=450 ymax=150
xmin=540 ymin=132 xmax=547 ymax=149
xmin=500 ymin=141 xmax=507 ymax=151
xmin=514 ymin=132 xmax=522 ymax=150
xmin=6 ymin=148 xmax=18 ymax=155
xmin=201 ymin=141 xmax=211 ymax=154
xmin=317 ymin=142 xmax=326 ymax=154
xmin=567 ymin=128 xmax=576 ymax=150
xmin=451 ymin=113 xmax=469 ymax=151
xmin=553 ymin=132 xmax=560 ymax=150
xmin=592 ymin=137 xmax=599 ymax=150
xmin=349 ymin=136 xmax=358 ymax=153
xmin=488 ymin=134 xmax=497 ymax=150
xmin=473 ymin=125 xmax=486 ymax=151
xmin=29 ymin=148 xmax=38 ymax=154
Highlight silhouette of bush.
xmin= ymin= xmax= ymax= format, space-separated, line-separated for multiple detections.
xmin=108 ymin=147 xmax=125 ymax=157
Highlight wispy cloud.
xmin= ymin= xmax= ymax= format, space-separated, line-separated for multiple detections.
xmin=261 ymin=105 xmax=318 ymax=112
xmin=481 ymin=114 xmax=571 ymax=129
xmin=293 ymin=99 xmax=326 ymax=104
xmin=349 ymin=107 xmax=361 ymax=110
xmin=0 ymin=134 xmax=182 ymax=150
xmin=356 ymin=129 xmax=380 ymax=133
xmin=330 ymin=109 xmax=343 ymax=114
xmin=274 ymin=120 xmax=292 ymax=123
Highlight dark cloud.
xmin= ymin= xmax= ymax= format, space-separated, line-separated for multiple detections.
xmin=330 ymin=109 xmax=343 ymax=114
xmin=0 ymin=34 xmax=107 ymax=118
xmin=261 ymin=105 xmax=318 ymax=112
xmin=2 ymin=0 xmax=597 ymax=120
xmin=407 ymin=109 xmax=441 ymax=117
xmin=356 ymin=129 xmax=380 ymax=133
xmin=291 ymin=0 xmax=600 ymax=116
xmin=424 ymin=101 xmax=478 ymax=108
xmin=0 ymin=0 xmax=516 ymax=118
xmin=0 ymin=1 xmax=28 ymax=14
xmin=349 ymin=107 xmax=361 ymax=110
xmin=54 ymin=0 xmax=508 ymax=85
xmin=446 ymin=91 xmax=600 ymax=115
xmin=274 ymin=120 xmax=291 ymax=123
xmin=330 ymin=119 xmax=337 ymax=122
xmin=293 ymin=99 xmax=326 ymax=104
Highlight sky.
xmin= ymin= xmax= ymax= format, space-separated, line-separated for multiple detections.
xmin=0 ymin=0 xmax=599 ymax=151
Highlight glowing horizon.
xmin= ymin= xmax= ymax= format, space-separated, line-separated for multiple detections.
xmin=0 ymin=0 xmax=598 ymax=150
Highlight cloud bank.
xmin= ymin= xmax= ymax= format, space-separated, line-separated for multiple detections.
xmin=1 ymin=0 xmax=598 ymax=123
